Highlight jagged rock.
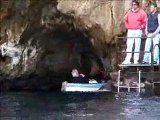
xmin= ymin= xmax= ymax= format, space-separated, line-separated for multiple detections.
xmin=0 ymin=0 xmax=156 ymax=90
xmin=57 ymin=0 xmax=131 ymax=44
xmin=0 ymin=0 xmax=105 ymax=90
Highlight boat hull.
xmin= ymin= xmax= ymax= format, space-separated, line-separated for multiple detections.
xmin=61 ymin=82 xmax=111 ymax=92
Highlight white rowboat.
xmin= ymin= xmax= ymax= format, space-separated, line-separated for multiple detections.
xmin=61 ymin=81 xmax=111 ymax=92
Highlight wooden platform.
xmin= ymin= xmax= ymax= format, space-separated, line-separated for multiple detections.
xmin=119 ymin=63 xmax=160 ymax=67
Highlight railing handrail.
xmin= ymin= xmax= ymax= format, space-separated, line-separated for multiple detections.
xmin=152 ymin=43 xmax=160 ymax=52
xmin=118 ymin=51 xmax=151 ymax=53
xmin=116 ymin=36 xmax=153 ymax=39
xmin=115 ymin=36 xmax=160 ymax=69
xmin=151 ymin=43 xmax=160 ymax=65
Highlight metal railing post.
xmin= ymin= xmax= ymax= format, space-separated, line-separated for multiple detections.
xmin=150 ymin=37 xmax=154 ymax=90
xmin=138 ymin=70 xmax=141 ymax=93
xmin=118 ymin=70 xmax=121 ymax=93
xmin=115 ymin=36 xmax=118 ymax=70
xmin=159 ymin=39 xmax=160 ymax=69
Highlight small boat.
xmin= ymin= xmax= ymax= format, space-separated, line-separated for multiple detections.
xmin=61 ymin=81 xmax=111 ymax=92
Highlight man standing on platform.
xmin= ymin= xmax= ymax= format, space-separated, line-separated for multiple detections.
xmin=122 ymin=0 xmax=147 ymax=64
xmin=142 ymin=3 xmax=160 ymax=64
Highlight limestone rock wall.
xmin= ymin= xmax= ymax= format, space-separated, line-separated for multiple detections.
xmin=57 ymin=0 xmax=131 ymax=44
xmin=0 ymin=0 xmax=158 ymax=90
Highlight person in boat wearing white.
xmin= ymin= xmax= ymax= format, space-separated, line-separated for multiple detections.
xmin=71 ymin=69 xmax=89 ymax=83
xmin=142 ymin=3 xmax=160 ymax=64
xmin=122 ymin=1 xmax=147 ymax=64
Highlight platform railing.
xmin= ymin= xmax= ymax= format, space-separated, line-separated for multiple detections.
xmin=115 ymin=36 xmax=160 ymax=68
xmin=152 ymin=43 xmax=160 ymax=64
xmin=115 ymin=36 xmax=160 ymax=93
xmin=151 ymin=43 xmax=160 ymax=89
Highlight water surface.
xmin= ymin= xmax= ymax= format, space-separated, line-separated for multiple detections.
xmin=0 ymin=92 xmax=160 ymax=120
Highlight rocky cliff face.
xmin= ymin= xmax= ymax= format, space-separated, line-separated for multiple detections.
xmin=58 ymin=0 xmax=131 ymax=43
xmin=0 ymin=0 xmax=155 ymax=90
xmin=57 ymin=0 xmax=133 ymax=71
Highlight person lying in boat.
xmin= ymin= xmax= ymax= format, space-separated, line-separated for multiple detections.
xmin=71 ymin=69 xmax=89 ymax=83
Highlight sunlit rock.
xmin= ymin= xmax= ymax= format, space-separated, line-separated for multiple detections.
xmin=57 ymin=0 xmax=132 ymax=44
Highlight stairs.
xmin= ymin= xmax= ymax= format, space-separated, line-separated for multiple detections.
xmin=115 ymin=36 xmax=160 ymax=93
xmin=117 ymin=70 xmax=141 ymax=93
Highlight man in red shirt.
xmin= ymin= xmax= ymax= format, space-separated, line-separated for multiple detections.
xmin=122 ymin=1 xmax=147 ymax=64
